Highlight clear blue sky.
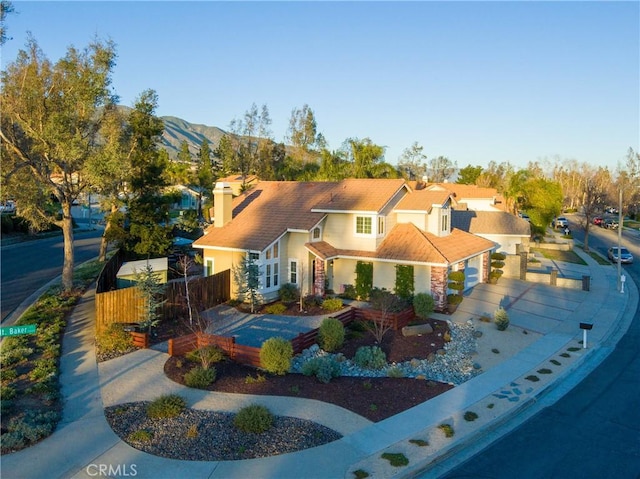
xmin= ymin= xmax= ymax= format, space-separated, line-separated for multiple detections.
xmin=2 ymin=1 xmax=639 ymax=172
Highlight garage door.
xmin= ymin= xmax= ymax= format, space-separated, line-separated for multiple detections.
xmin=465 ymin=255 xmax=482 ymax=289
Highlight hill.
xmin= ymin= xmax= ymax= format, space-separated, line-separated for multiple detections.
xmin=160 ymin=116 xmax=228 ymax=160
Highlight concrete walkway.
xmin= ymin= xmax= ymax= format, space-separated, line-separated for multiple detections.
xmin=1 ymin=247 xmax=636 ymax=479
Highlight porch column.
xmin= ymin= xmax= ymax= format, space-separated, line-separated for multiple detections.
xmin=430 ymin=266 xmax=448 ymax=311
xmin=314 ymin=259 xmax=325 ymax=296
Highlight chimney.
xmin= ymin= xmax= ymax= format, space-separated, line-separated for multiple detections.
xmin=213 ymin=182 xmax=233 ymax=227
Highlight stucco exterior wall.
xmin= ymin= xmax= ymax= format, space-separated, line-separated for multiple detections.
xmin=373 ymin=262 xmax=396 ymax=291
xmin=323 ymin=213 xmax=378 ymax=251
xmin=332 ymin=258 xmax=358 ymax=292
xmin=395 ymin=212 xmax=427 ymax=230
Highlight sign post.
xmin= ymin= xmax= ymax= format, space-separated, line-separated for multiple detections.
xmin=0 ymin=324 xmax=37 ymax=337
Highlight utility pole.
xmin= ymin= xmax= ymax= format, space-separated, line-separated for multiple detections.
xmin=617 ymin=188 xmax=622 ymax=291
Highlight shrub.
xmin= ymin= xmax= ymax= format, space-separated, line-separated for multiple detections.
xmin=494 ymin=307 xmax=510 ymax=331
xmin=128 ymin=429 xmax=153 ymax=443
xmin=1 ymin=410 xmax=60 ymax=453
xmin=341 ymin=284 xmax=357 ymax=300
xmin=303 ymin=294 xmax=323 ymax=308
xmin=1 ymin=385 xmax=17 ymax=400
xmin=355 ymin=261 xmax=373 ymax=299
xmin=394 ymin=264 xmax=415 ymax=301
xmin=447 ymin=294 xmax=463 ymax=306
xmin=448 ymin=270 xmax=465 ymax=293
xmin=184 ymin=366 xmax=217 ymax=389
xmin=0 ymin=346 xmax=34 ymax=366
xmin=381 ymin=452 xmax=409 ymax=467
xmin=264 ymin=302 xmax=287 ymax=314
xmin=318 ymin=317 xmax=345 ymax=352
xmin=321 ymin=297 xmax=344 ymax=312
xmin=146 ymin=394 xmax=186 ymax=419
xmin=185 ymin=345 xmax=225 ymax=367
xmin=278 ymin=283 xmax=299 ymax=302
xmin=438 ymin=423 xmax=455 ymax=438
xmin=387 ymin=366 xmax=405 ymax=378
xmin=464 ymin=411 xmax=479 ymax=422
xmin=354 ymin=346 xmax=387 ymax=370
xmin=233 ymin=404 xmax=274 ymax=433
xmin=300 ymin=357 xmax=341 ymax=383
xmin=260 ymin=337 xmax=293 ymax=375
xmin=96 ymin=324 xmax=134 ymax=356
xmin=413 ymin=293 xmax=435 ymax=319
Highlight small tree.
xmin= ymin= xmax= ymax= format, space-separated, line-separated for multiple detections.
xmin=448 ymin=270 xmax=466 ymax=295
xmin=233 ymin=253 xmax=262 ymax=313
xmin=490 ymin=252 xmax=506 ymax=283
xmin=366 ymin=288 xmax=399 ymax=343
xmin=355 ymin=261 xmax=373 ymax=300
xmin=134 ymin=263 xmax=166 ymax=334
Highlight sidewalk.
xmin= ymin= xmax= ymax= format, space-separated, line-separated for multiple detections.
xmin=0 ymin=248 xmax=636 ymax=479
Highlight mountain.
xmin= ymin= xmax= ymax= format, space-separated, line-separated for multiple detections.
xmin=160 ymin=116 xmax=227 ymax=160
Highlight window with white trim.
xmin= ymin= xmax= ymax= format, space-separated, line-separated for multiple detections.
xmin=441 ymin=212 xmax=449 ymax=232
xmin=264 ymin=242 xmax=279 ymax=291
xmin=356 ymin=216 xmax=373 ymax=235
xmin=312 ymin=227 xmax=321 ymax=241
xmin=377 ymin=216 xmax=385 ymax=235
xmin=289 ymin=259 xmax=298 ymax=284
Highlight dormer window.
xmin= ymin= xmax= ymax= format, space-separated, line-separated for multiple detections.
xmin=355 ymin=216 xmax=373 ymax=235
xmin=312 ymin=227 xmax=321 ymax=241
xmin=441 ymin=213 xmax=449 ymax=232
xmin=377 ymin=216 xmax=385 ymax=236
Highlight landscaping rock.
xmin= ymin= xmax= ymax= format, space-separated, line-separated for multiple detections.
xmin=402 ymin=323 xmax=433 ymax=336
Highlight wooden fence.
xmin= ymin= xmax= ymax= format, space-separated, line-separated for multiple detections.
xmin=167 ymin=305 xmax=416 ymax=368
xmin=95 ymin=269 xmax=231 ymax=334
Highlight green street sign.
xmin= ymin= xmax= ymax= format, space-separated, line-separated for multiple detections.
xmin=0 ymin=324 xmax=37 ymax=337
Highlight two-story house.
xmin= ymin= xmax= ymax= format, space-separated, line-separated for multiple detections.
xmin=193 ymin=179 xmax=498 ymax=311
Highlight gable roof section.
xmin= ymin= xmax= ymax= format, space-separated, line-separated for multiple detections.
xmin=452 ymin=210 xmax=531 ymax=236
xmin=311 ymin=178 xmax=407 ymax=213
xmin=393 ymin=189 xmax=452 ymax=213
xmin=194 ymin=181 xmax=334 ymax=251
xmin=307 ymin=224 xmax=494 ymax=265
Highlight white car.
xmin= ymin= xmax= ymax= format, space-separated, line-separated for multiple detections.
xmin=553 ymin=217 xmax=568 ymax=228
xmin=608 ymin=247 xmax=633 ymax=264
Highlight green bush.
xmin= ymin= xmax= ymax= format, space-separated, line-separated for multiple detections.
xmin=494 ymin=307 xmax=510 ymax=331
xmin=1 ymin=385 xmax=17 ymax=400
xmin=341 ymin=284 xmax=357 ymax=300
xmin=233 ymin=404 xmax=274 ymax=433
xmin=318 ymin=317 xmax=345 ymax=352
xmin=278 ymin=283 xmax=299 ymax=302
xmin=96 ymin=324 xmax=134 ymax=356
xmin=355 ymin=261 xmax=373 ymax=300
xmin=264 ymin=302 xmax=288 ymax=314
xmin=321 ymin=298 xmax=344 ymax=312
xmin=185 ymin=345 xmax=225 ymax=365
xmin=448 ymin=270 xmax=465 ymax=293
xmin=260 ymin=337 xmax=293 ymax=375
xmin=301 ymin=356 xmax=341 ymax=383
xmin=146 ymin=394 xmax=186 ymax=419
xmin=387 ymin=366 xmax=405 ymax=378
xmin=1 ymin=410 xmax=60 ymax=453
xmin=128 ymin=429 xmax=153 ymax=443
xmin=354 ymin=346 xmax=387 ymax=370
xmin=447 ymin=294 xmax=463 ymax=306
xmin=413 ymin=293 xmax=435 ymax=319
xmin=184 ymin=366 xmax=217 ymax=389
xmin=395 ymin=264 xmax=415 ymax=301
xmin=0 ymin=346 xmax=34 ymax=366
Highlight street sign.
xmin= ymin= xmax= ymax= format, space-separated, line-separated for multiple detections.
xmin=0 ymin=324 xmax=37 ymax=337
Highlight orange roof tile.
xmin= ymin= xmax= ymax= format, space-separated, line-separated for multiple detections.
xmin=312 ymin=179 xmax=407 ymax=212
xmin=394 ymin=189 xmax=452 ymax=212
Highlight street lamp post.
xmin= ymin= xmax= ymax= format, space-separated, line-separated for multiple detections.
xmin=617 ymin=188 xmax=622 ymax=292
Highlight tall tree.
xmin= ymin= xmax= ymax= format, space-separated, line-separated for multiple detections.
xmin=456 ymin=164 xmax=484 ymax=185
xmin=397 ymin=142 xmax=427 ymax=181
xmin=520 ymin=177 xmax=563 ymax=235
xmin=581 ymin=166 xmax=610 ymax=252
xmin=427 ymin=155 xmax=457 ymax=183
xmin=194 ymin=138 xmax=215 ymax=219
xmin=287 ymin=104 xmax=321 ymax=165
xmin=125 ymin=89 xmax=173 ymax=258
xmin=0 ymin=1 xmax=15 ymax=45
xmin=343 ymin=137 xmax=386 ymax=178
xmin=0 ymin=36 xmax=117 ymax=290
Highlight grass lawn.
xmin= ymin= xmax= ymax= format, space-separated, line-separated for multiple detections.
xmin=530 ymin=248 xmax=587 ymax=265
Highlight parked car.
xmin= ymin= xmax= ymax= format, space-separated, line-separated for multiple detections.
xmin=608 ymin=247 xmax=633 ymax=264
xmin=593 ymin=216 xmax=604 ymax=226
xmin=553 ymin=217 xmax=568 ymax=228
xmin=605 ymin=207 xmax=619 ymax=214
xmin=604 ymin=218 xmax=619 ymax=229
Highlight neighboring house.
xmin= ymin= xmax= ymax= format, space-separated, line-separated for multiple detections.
xmin=451 ymin=210 xmax=531 ymax=255
xmin=419 ymin=182 xmax=506 ymax=212
xmin=194 ymin=179 xmax=503 ymax=311
xmin=169 ymin=185 xmax=207 ymax=211
xmin=116 ymin=258 xmax=168 ymax=289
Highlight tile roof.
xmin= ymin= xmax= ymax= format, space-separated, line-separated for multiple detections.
xmin=452 ymin=210 xmax=531 ymax=235
xmin=194 ymin=181 xmax=335 ymax=251
xmin=311 ymin=178 xmax=407 ymax=212
xmin=306 ymin=224 xmax=495 ymax=265
xmin=393 ymin=189 xmax=452 ymax=212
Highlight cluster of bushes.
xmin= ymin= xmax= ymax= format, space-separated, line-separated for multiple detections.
xmin=96 ymin=324 xmax=135 ymax=360
xmin=301 ymin=356 xmax=341 ymax=383
xmin=183 ymin=345 xmax=225 ymax=389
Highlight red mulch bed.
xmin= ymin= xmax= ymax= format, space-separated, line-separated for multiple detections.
xmin=164 ymin=318 xmax=454 ymax=422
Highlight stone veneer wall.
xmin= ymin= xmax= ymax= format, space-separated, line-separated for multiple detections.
xmin=314 ymin=259 xmax=325 ymax=296
xmin=430 ymin=266 xmax=448 ymax=311
xmin=482 ymin=252 xmax=490 ymax=282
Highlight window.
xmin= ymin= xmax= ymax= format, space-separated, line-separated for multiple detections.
xmin=312 ymin=227 xmax=321 ymax=240
xmin=205 ymin=259 xmax=214 ymax=277
xmin=356 ymin=216 xmax=372 ymax=235
xmin=441 ymin=213 xmax=449 ymax=232
xmin=248 ymin=252 xmax=259 ymax=261
xmin=273 ymin=263 xmax=279 ymax=287
xmin=266 ymin=264 xmax=271 ymax=288
xmin=377 ymin=216 xmax=385 ymax=235
xmin=263 ymin=242 xmax=280 ymax=291
xmin=289 ymin=259 xmax=298 ymax=284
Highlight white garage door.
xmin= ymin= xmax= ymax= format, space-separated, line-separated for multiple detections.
xmin=465 ymin=255 xmax=482 ymax=289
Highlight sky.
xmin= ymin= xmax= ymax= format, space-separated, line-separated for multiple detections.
xmin=2 ymin=1 xmax=639 ymax=172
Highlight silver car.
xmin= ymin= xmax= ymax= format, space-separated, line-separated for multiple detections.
xmin=608 ymin=247 xmax=633 ymax=264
